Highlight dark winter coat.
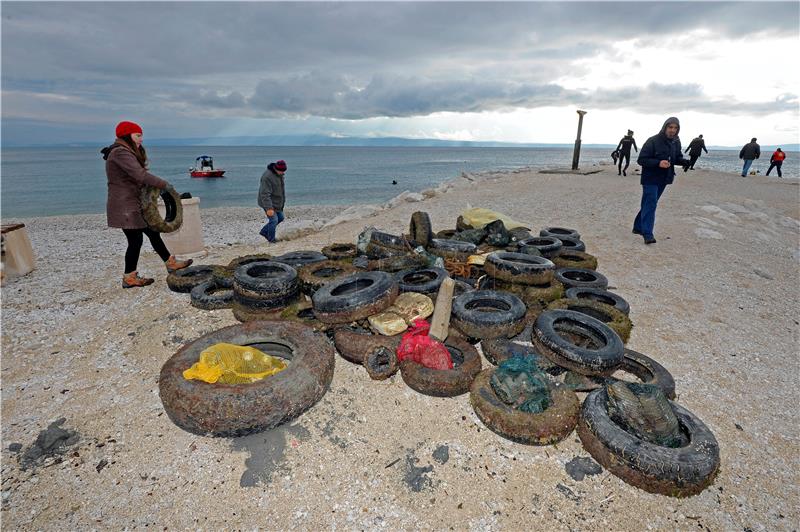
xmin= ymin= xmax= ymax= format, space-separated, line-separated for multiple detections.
xmin=686 ymin=137 xmax=708 ymax=156
xmin=103 ymin=141 xmax=168 ymax=229
xmin=258 ymin=163 xmax=286 ymax=212
xmin=739 ymin=141 xmax=761 ymax=160
xmin=616 ymin=135 xmax=638 ymax=154
xmin=637 ymin=117 xmax=688 ymax=186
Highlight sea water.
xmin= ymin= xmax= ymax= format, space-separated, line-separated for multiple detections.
xmin=2 ymin=145 xmax=796 ymax=218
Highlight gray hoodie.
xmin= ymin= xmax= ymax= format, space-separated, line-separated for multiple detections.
xmin=258 ymin=163 xmax=286 ymax=211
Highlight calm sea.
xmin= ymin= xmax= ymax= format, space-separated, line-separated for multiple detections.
xmin=2 ymin=145 xmax=797 ymax=218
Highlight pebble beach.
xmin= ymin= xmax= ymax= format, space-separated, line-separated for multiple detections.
xmin=2 ymin=164 xmax=799 ymax=529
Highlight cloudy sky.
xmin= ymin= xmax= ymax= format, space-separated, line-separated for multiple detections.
xmin=2 ymin=1 xmax=798 ymax=146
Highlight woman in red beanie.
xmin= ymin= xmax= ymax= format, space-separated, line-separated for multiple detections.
xmin=101 ymin=121 xmax=192 ymax=288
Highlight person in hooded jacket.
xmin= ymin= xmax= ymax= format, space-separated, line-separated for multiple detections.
xmin=739 ymin=138 xmax=760 ymax=177
xmin=684 ymin=134 xmax=708 ymax=171
xmin=258 ymin=160 xmax=287 ymax=243
xmin=632 ymin=117 xmax=689 ymax=245
xmin=102 ymin=121 xmax=192 ymax=288
xmin=766 ymin=148 xmax=786 ymax=177
xmin=615 ymin=130 xmax=638 ymax=176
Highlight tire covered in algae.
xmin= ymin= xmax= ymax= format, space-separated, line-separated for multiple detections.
xmin=470 ymin=368 xmax=580 ymax=445
xmin=563 ymin=349 xmax=676 ymax=399
xmin=159 ymin=321 xmax=335 ymax=437
xmin=167 ymin=265 xmax=224 ymax=293
xmin=399 ymin=337 xmax=481 ymax=397
xmin=547 ymin=298 xmax=633 ymax=343
xmin=552 ymin=251 xmax=598 ymax=271
xmin=321 ymin=243 xmax=358 ymax=261
xmin=577 ymin=388 xmax=720 ymax=497
xmin=332 ymin=326 xmax=402 ymax=365
xmin=141 ymin=186 xmax=183 ymax=233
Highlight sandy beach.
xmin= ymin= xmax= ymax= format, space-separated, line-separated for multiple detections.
xmin=2 ymin=164 xmax=799 ymax=529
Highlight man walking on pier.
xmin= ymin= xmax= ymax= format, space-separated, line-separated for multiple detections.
xmin=684 ymin=134 xmax=708 ymax=171
xmin=739 ymin=138 xmax=760 ymax=177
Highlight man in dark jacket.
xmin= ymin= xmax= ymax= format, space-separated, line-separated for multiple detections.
xmin=684 ymin=134 xmax=708 ymax=171
xmin=615 ymin=130 xmax=638 ymax=176
xmin=739 ymin=138 xmax=760 ymax=177
xmin=258 ymin=159 xmax=287 ymax=243
xmin=632 ymin=117 xmax=689 ymax=245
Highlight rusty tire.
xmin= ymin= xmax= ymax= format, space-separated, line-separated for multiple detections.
xmin=577 ymin=388 xmax=720 ymax=497
xmin=332 ymin=326 xmax=402 ymax=365
xmin=364 ymin=346 xmax=400 ymax=380
xmin=297 ymin=260 xmax=358 ymax=295
xmin=565 ymin=287 xmax=630 ymax=315
xmin=470 ymin=368 xmax=580 ymax=445
xmin=159 ymin=321 xmax=335 ymax=437
xmin=321 ymin=243 xmax=358 ymax=260
xmin=547 ymin=298 xmax=633 ymax=343
xmin=313 ymin=271 xmax=399 ymax=324
xmin=484 ymin=252 xmax=555 ymax=285
xmin=554 ymin=267 xmax=608 ymax=290
xmin=532 ymin=310 xmax=624 ymax=376
xmin=553 ymin=251 xmax=598 ymax=271
xmin=451 ymin=290 xmax=527 ymax=340
xmin=399 ymin=337 xmax=482 ymax=397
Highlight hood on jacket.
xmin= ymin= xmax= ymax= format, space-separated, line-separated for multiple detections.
xmin=659 ymin=117 xmax=680 ymax=137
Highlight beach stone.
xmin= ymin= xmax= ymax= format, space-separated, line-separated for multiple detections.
xmin=695 ymin=228 xmax=724 ymax=239
xmin=384 ymin=191 xmax=425 ymax=209
xmin=323 ymin=205 xmax=382 ymax=228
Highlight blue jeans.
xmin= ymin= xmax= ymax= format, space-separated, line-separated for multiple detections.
xmin=741 ymin=159 xmax=754 ymax=176
xmin=633 ymin=184 xmax=668 ymax=239
xmin=259 ymin=210 xmax=284 ymax=242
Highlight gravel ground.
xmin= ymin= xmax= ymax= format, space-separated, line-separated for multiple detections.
xmin=1 ymin=165 xmax=798 ymax=530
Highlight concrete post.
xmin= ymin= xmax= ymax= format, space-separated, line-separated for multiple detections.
xmin=1 ymin=223 xmax=36 ymax=281
xmin=159 ymin=197 xmax=207 ymax=259
xmin=571 ymin=110 xmax=588 ymax=170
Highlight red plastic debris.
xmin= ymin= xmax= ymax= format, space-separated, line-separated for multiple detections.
xmin=396 ymin=319 xmax=453 ymax=370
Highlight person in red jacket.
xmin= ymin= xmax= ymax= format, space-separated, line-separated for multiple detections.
xmin=766 ymin=148 xmax=786 ymax=177
xmin=102 ymin=121 xmax=192 ymax=288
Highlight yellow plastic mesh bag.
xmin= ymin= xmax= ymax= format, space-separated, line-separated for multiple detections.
xmin=183 ymin=343 xmax=287 ymax=384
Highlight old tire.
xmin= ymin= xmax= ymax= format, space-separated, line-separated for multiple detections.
xmin=227 ymin=254 xmax=273 ymax=271
xmin=409 ymin=212 xmax=433 ymax=247
xmin=518 ymin=236 xmax=563 ymax=259
xmin=427 ymin=238 xmax=477 ymax=261
xmin=141 ymin=186 xmax=183 ymax=233
xmin=451 ymin=290 xmax=527 ymax=340
xmin=484 ymin=252 xmax=555 ymax=285
xmin=394 ymin=267 xmax=449 ymax=295
xmin=159 ymin=321 xmax=335 ymax=437
xmin=470 ymin=369 xmax=579 ymax=445
xmin=554 ymin=267 xmax=608 ymax=290
xmin=212 ymin=267 xmax=234 ymax=289
xmin=399 ymin=337 xmax=482 ymax=397
xmin=364 ymin=346 xmax=400 ymax=380
xmin=479 ymin=337 xmax=563 ymax=376
xmin=577 ymin=388 xmax=720 ymax=497
xmin=556 ymin=235 xmax=586 ymax=252
xmin=273 ymin=251 xmax=328 ymax=269
xmin=233 ymin=261 xmax=298 ymax=298
xmin=166 ymin=265 xmax=222 ymax=293
xmin=370 ymin=230 xmax=414 ymax=251
xmin=478 ymin=276 xmax=564 ymax=309
xmin=297 ymin=260 xmax=359 ymax=295
xmin=553 ymin=251 xmax=598 ymax=271
xmin=312 ymin=271 xmax=399 ymax=324
xmin=435 ymin=229 xmax=457 ymax=239
xmin=321 ymin=243 xmax=358 ymax=260
xmin=565 ymin=287 xmax=630 ymax=316
xmin=547 ymin=298 xmax=633 ymax=343
xmin=190 ymin=280 xmax=234 ymax=310
xmin=540 ymin=227 xmax=580 ymax=240
xmin=567 ymin=349 xmax=676 ymax=398
xmin=366 ymin=254 xmax=427 ymax=273
xmin=532 ymin=310 xmax=624 ymax=376
xmin=332 ymin=326 xmax=402 ymax=365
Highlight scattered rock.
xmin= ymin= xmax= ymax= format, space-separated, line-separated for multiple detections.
xmin=404 ymin=453 xmax=434 ymax=492
xmin=95 ymin=459 xmax=109 ymax=473
xmin=565 ymin=456 xmax=602 ymax=481
xmin=432 ymin=445 xmax=449 ymax=464
xmin=753 ymin=269 xmax=774 ymax=280
xmin=8 ymin=443 xmax=22 ymax=453
xmin=20 ymin=418 xmax=80 ymax=470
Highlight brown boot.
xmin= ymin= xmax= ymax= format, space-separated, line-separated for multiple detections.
xmin=165 ymin=255 xmax=193 ymax=273
xmin=122 ymin=271 xmax=155 ymax=288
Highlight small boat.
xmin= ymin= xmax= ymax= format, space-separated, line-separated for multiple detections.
xmin=190 ymin=155 xmax=225 ymax=178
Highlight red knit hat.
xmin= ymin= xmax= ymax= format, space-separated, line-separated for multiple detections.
xmin=115 ymin=121 xmax=143 ymax=138
xmin=274 ymin=160 xmax=287 ymax=171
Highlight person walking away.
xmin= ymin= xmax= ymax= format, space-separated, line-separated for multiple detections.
xmin=102 ymin=121 xmax=192 ymax=288
xmin=684 ymin=134 xmax=708 ymax=171
xmin=615 ymin=130 xmax=638 ymax=176
xmin=766 ymin=148 xmax=786 ymax=177
xmin=258 ymin=160 xmax=288 ymax=243
xmin=632 ymin=117 xmax=689 ymax=245
xmin=739 ymin=137 xmax=760 ymax=176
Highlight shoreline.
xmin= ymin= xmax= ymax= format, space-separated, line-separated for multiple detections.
xmin=2 ymin=164 xmax=799 ymax=529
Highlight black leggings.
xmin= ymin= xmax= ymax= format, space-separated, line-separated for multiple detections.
xmin=766 ymin=161 xmax=783 ymax=177
xmin=618 ymin=152 xmax=631 ymax=173
xmin=122 ymin=228 xmax=171 ymax=273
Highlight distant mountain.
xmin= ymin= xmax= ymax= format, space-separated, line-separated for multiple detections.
xmin=4 ymin=134 xmax=798 ymax=151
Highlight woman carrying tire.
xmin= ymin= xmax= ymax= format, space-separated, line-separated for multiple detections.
xmin=102 ymin=121 xmax=192 ymax=288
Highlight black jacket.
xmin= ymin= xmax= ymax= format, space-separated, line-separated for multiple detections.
xmin=686 ymin=137 xmax=708 ymax=156
xmin=739 ymin=141 xmax=760 ymax=160
xmin=637 ymin=117 xmax=688 ymax=186
xmin=616 ymin=135 xmax=638 ymax=154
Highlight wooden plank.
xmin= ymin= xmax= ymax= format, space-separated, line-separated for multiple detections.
xmin=429 ymin=277 xmax=455 ymax=342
